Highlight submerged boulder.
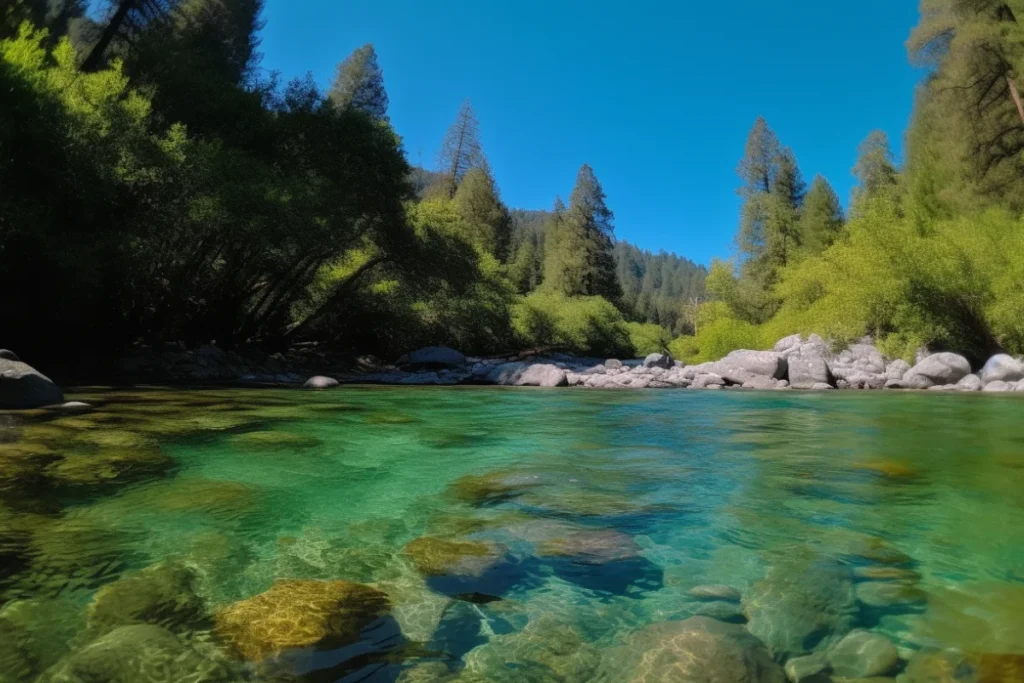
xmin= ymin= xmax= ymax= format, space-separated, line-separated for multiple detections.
xmin=39 ymin=625 xmax=233 ymax=683
xmin=0 ymin=359 xmax=63 ymax=409
xmin=603 ymin=616 xmax=786 ymax=683
xmin=827 ymin=630 xmax=899 ymax=678
xmin=536 ymin=529 xmax=642 ymax=565
xmin=404 ymin=537 xmax=509 ymax=580
xmin=87 ymin=561 xmax=207 ymax=635
xmin=742 ymin=557 xmax=856 ymax=659
xmin=215 ymin=579 xmax=389 ymax=661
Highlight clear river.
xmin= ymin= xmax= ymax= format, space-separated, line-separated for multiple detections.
xmin=0 ymin=386 xmax=1022 ymax=682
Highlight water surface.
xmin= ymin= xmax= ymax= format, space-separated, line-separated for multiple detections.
xmin=1 ymin=386 xmax=1022 ymax=681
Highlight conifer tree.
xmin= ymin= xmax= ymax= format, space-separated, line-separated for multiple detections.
xmin=798 ymin=175 xmax=845 ymax=255
xmin=765 ymin=147 xmax=806 ymax=268
xmin=453 ymin=166 xmax=512 ymax=261
xmin=852 ymin=130 xmax=899 ymax=210
xmin=435 ymin=99 xmax=486 ymax=198
xmin=544 ymin=165 xmax=621 ymax=301
xmin=328 ymin=43 xmax=389 ymax=120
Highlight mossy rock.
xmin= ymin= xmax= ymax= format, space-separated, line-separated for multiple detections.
xmin=38 ymin=624 xmax=235 ymax=683
xmin=518 ymin=489 xmax=641 ymax=517
xmin=44 ymin=447 xmax=174 ymax=488
xmin=461 ymin=615 xmax=602 ymax=682
xmin=87 ymin=561 xmax=208 ymax=636
xmin=215 ymin=579 xmax=390 ymax=661
xmin=446 ymin=471 xmax=546 ymax=506
xmin=230 ymin=430 xmax=322 ymax=451
xmin=26 ymin=516 xmax=142 ymax=593
xmin=0 ymin=441 xmax=60 ymax=491
xmin=403 ymin=537 xmax=506 ymax=578
xmin=535 ymin=529 xmax=642 ymax=565
xmin=0 ymin=598 xmax=84 ymax=683
xmin=147 ymin=478 xmax=259 ymax=519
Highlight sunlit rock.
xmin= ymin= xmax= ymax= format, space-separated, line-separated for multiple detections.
xmin=827 ymin=629 xmax=900 ymax=678
xmin=602 ymin=616 xmax=786 ymax=683
xmin=215 ymin=579 xmax=390 ymax=661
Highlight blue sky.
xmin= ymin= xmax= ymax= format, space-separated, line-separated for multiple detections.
xmin=258 ymin=1 xmax=924 ymax=265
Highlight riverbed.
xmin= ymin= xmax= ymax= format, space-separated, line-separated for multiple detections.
xmin=1 ymin=386 xmax=1022 ymax=681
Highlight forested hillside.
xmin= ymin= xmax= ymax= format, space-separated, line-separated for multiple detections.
xmin=0 ymin=0 xmax=703 ymax=365
xmin=2 ymin=0 xmax=1022 ymax=368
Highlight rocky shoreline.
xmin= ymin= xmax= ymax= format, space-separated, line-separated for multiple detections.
xmin=2 ymin=334 xmax=1023 ymax=409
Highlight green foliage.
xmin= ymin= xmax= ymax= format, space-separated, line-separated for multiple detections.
xmin=669 ymin=315 xmax=763 ymax=365
xmin=625 ymin=322 xmax=672 ymax=357
xmin=512 ymin=292 xmax=633 ymax=358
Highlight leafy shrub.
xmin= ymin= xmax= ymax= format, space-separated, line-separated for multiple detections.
xmin=625 ymin=322 xmax=672 ymax=357
xmin=512 ymin=291 xmax=633 ymax=357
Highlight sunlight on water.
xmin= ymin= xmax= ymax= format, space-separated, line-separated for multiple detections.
xmin=1 ymin=386 xmax=1022 ymax=682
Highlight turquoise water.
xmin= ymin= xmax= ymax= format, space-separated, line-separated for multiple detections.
xmin=1 ymin=386 xmax=1023 ymax=681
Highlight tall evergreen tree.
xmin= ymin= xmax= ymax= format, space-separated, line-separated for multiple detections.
xmin=328 ymin=43 xmax=388 ymax=120
xmin=798 ymin=175 xmax=845 ymax=255
xmin=765 ymin=147 xmax=806 ymax=268
xmin=453 ymin=166 xmax=512 ymax=261
xmin=852 ymin=130 xmax=899 ymax=210
xmin=434 ymin=99 xmax=486 ymax=198
xmin=544 ymin=165 xmax=621 ymax=301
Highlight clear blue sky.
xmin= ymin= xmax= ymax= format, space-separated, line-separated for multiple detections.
xmin=258 ymin=1 xmax=924 ymax=265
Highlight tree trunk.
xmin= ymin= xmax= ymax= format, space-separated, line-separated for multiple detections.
xmin=81 ymin=0 xmax=139 ymax=72
xmin=1007 ymin=74 xmax=1024 ymax=125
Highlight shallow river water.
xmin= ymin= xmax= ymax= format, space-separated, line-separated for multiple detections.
xmin=1 ymin=386 xmax=1023 ymax=682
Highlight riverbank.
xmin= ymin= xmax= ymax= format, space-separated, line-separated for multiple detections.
xmin=3 ymin=334 xmax=1023 ymax=410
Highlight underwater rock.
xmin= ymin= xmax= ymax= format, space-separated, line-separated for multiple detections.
xmin=604 ymin=616 xmax=786 ymax=683
xmin=215 ymin=579 xmax=390 ymax=661
xmin=784 ymin=652 xmax=830 ymax=683
xmin=87 ymin=561 xmax=207 ymax=636
xmin=38 ymin=624 xmax=234 ymax=683
xmin=828 ymin=630 xmax=900 ymax=678
xmin=853 ymin=566 xmax=921 ymax=583
xmin=229 ymin=430 xmax=322 ymax=451
xmin=0 ymin=598 xmax=83 ymax=683
xmin=693 ymin=600 xmax=747 ymax=624
xmin=25 ymin=515 xmax=142 ymax=594
xmin=404 ymin=536 xmax=519 ymax=599
xmin=145 ymin=478 xmax=260 ymax=519
xmin=687 ymin=584 xmax=743 ymax=602
xmin=461 ymin=615 xmax=602 ymax=682
xmin=856 ymin=582 xmax=928 ymax=609
xmin=742 ymin=556 xmax=856 ymax=659
xmin=535 ymin=528 xmax=641 ymax=565
xmin=44 ymin=446 xmax=174 ymax=488
xmin=0 ymin=440 xmax=59 ymax=491
xmin=447 ymin=470 xmax=546 ymax=506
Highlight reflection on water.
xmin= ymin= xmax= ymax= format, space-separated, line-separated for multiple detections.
xmin=0 ymin=386 xmax=1023 ymax=682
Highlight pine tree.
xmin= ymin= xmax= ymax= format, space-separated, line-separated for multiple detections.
xmin=453 ymin=166 xmax=512 ymax=261
xmin=852 ymin=130 xmax=899 ymax=210
xmin=798 ymin=175 xmax=845 ymax=255
xmin=328 ymin=43 xmax=389 ymax=120
xmin=765 ymin=147 xmax=806 ymax=268
xmin=544 ymin=165 xmax=621 ymax=301
xmin=434 ymin=100 xmax=486 ymax=198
